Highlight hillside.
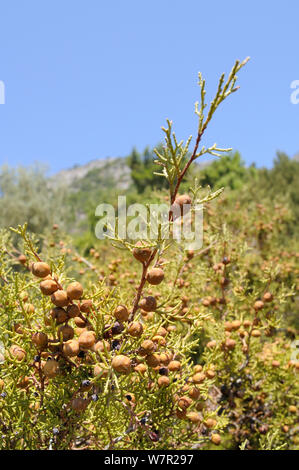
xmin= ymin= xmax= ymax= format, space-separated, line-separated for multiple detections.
xmin=52 ymin=156 xmax=132 ymax=191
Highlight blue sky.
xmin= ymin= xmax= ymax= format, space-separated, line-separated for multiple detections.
xmin=0 ymin=1 xmax=299 ymax=173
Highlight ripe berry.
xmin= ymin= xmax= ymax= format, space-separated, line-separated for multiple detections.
xmin=9 ymin=345 xmax=26 ymax=361
xmin=74 ymin=316 xmax=87 ymax=327
xmin=232 ymin=320 xmax=241 ymax=330
xmin=52 ymin=427 xmax=59 ymax=435
xmin=92 ymin=340 xmax=111 ymax=354
xmin=43 ymin=360 xmax=59 ymax=378
xmin=146 ymin=268 xmax=164 ymax=285
xmin=158 ymin=367 xmax=168 ymax=375
xmin=112 ymin=339 xmax=121 ymax=350
xmin=157 ymin=326 xmax=168 ymax=337
xmin=66 ymin=304 xmax=80 ymax=319
xmin=91 ymin=394 xmax=99 ymax=402
xmin=176 ymin=408 xmax=187 ymax=419
xmin=63 ymin=339 xmax=80 ymax=357
xmin=80 ymin=299 xmax=93 ymax=313
xmin=159 ymin=352 xmax=172 ymax=365
xmin=205 ymin=418 xmax=217 ymax=428
xmin=40 ymin=279 xmax=58 ymax=296
xmin=251 ymin=329 xmax=261 ymax=337
xmin=289 ymin=405 xmax=297 ymax=414
xmin=66 ymin=282 xmax=83 ymax=300
xmin=254 ymin=300 xmax=264 ymax=311
xmin=51 ymin=290 xmax=69 ymax=308
xmin=78 ymin=331 xmax=96 ymax=350
xmin=272 ymin=360 xmax=280 ymax=368
xmin=211 ymin=433 xmax=221 ymax=445
xmin=177 ymin=396 xmax=192 ymax=410
xmin=32 ymin=332 xmax=48 ymax=349
xmin=112 ymin=322 xmax=124 ymax=335
xmin=139 ymin=296 xmax=157 ymax=312
xmin=112 ymin=355 xmax=131 ymax=374
xmin=157 ymin=376 xmax=170 ymax=388
xmin=263 ymin=292 xmax=273 ymax=302
xmin=125 ymin=393 xmax=135 ymax=404
xmin=134 ymin=364 xmax=147 ymax=374
xmin=192 ymin=373 xmax=206 ymax=384
xmin=18 ymin=254 xmax=27 ymax=265
xmin=128 ymin=322 xmax=143 ymax=338
xmin=57 ymin=325 xmax=74 ymax=342
xmin=71 ymin=397 xmax=89 ymax=413
xmin=172 ymin=194 xmax=192 ymax=218
xmin=145 ymin=353 xmax=160 ymax=368
xmin=225 ymin=338 xmax=236 ymax=350
xmin=114 ymin=305 xmax=129 ymax=322
xmin=186 ymin=412 xmax=201 ymax=423
xmin=81 ymin=380 xmax=92 ymax=391
xmin=168 ymin=360 xmax=181 ymax=372
xmin=132 ymin=242 xmax=152 ymax=263
xmin=31 ymin=262 xmax=51 ymax=278
xmin=50 ymin=307 xmax=68 ymax=325
xmin=206 ymin=369 xmax=216 ymax=379
xmin=189 ymin=387 xmax=200 ymax=399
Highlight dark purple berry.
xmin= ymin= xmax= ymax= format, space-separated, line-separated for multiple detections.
xmin=112 ymin=322 xmax=124 ymax=335
xmin=82 ymin=379 xmax=91 ymax=388
xmin=112 ymin=339 xmax=121 ymax=350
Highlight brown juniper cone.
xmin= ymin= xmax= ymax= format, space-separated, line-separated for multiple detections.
xmin=43 ymin=359 xmax=59 ymax=378
xmin=171 ymin=194 xmax=192 ymax=219
xmin=31 ymin=262 xmax=51 ymax=278
xmin=132 ymin=241 xmax=153 ymax=263
xmin=51 ymin=290 xmax=69 ymax=308
xmin=63 ymin=339 xmax=80 ymax=357
xmin=112 ymin=355 xmax=131 ymax=374
xmin=40 ymin=279 xmax=58 ymax=295
xmin=32 ymin=332 xmax=48 ymax=349
xmin=114 ymin=305 xmax=129 ymax=322
xmin=146 ymin=268 xmax=164 ymax=285
xmin=66 ymin=282 xmax=83 ymax=300
xmin=139 ymin=296 xmax=157 ymax=312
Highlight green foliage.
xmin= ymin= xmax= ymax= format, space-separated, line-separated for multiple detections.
xmin=199 ymin=151 xmax=256 ymax=190
xmin=254 ymin=152 xmax=299 ymax=234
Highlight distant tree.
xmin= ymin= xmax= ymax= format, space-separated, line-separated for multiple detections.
xmin=199 ymin=151 xmax=254 ymax=190
xmin=127 ymin=145 xmax=169 ymax=193
xmin=0 ymin=165 xmax=68 ymax=233
xmin=256 ymin=152 xmax=299 ymax=231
